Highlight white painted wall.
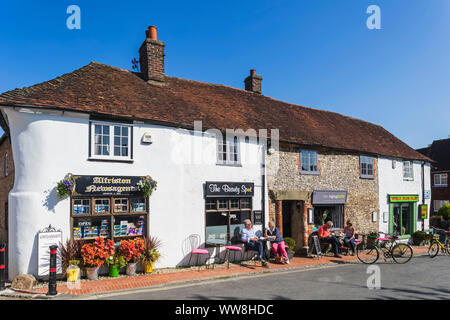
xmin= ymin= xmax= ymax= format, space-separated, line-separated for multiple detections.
xmin=3 ymin=107 xmax=268 ymax=279
xmin=378 ymin=157 xmax=431 ymax=234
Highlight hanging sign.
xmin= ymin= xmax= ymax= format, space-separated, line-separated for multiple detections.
xmin=389 ymin=194 xmax=419 ymax=203
xmin=420 ymin=204 xmax=428 ymax=219
xmin=73 ymin=175 xmax=142 ymax=196
xmin=205 ymin=182 xmax=254 ymax=197
xmin=38 ymin=226 xmax=62 ymax=277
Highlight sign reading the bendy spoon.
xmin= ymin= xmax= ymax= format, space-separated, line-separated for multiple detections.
xmin=73 ymin=175 xmax=142 ymax=196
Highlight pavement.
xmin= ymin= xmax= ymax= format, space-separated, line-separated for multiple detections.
xmin=0 ymin=245 xmax=431 ymax=300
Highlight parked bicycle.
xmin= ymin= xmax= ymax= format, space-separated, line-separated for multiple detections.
xmin=356 ymin=232 xmax=413 ymax=264
xmin=428 ymin=227 xmax=450 ymax=258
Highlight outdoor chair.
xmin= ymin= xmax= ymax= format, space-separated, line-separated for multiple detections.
xmin=183 ymin=234 xmax=212 ymax=270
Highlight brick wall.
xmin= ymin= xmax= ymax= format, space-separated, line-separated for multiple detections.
xmin=139 ymin=38 xmax=165 ymax=83
xmin=266 ymin=145 xmax=380 ymax=238
xmin=0 ymin=137 xmax=14 ymax=244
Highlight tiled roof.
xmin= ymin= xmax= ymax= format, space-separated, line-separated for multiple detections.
xmin=0 ymin=62 xmax=429 ymax=161
xmin=417 ymin=138 xmax=450 ymax=170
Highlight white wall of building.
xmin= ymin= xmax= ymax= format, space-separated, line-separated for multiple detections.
xmin=3 ymin=107 xmax=268 ymax=279
xmin=378 ymin=157 xmax=431 ymax=234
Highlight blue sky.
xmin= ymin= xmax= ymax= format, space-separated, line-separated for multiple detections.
xmin=1 ymin=0 xmax=449 ymax=148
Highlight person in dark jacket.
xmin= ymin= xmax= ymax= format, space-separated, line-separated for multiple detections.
xmin=265 ymin=220 xmax=290 ymax=264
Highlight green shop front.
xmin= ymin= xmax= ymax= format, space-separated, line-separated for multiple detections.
xmin=388 ymin=194 xmax=419 ymax=238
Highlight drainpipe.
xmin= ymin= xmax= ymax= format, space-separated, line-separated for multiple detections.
xmin=261 ymin=144 xmax=266 ymax=235
xmin=421 ymin=161 xmax=425 ymax=231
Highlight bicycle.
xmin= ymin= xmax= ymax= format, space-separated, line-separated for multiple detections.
xmin=428 ymin=227 xmax=450 ymax=258
xmin=356 ymin=232 xmax=413 ymax=264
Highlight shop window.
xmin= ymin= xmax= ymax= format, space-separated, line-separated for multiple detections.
xmin=393 ymin=203 xmax=412 ymax=236
xmin=402 ymin=161 xmax=414 ymax=181
xmin=217 ymin=135 xmax=240 ymax=165
xmin=360 ymin=156 xmax=374 ymax=179
xmin=205 ymin=197 xmax=252 ymax=244
xmin=94 ymin=199 xmax=110 ymax=214
xmin=73 ymin=199 xmax=90 ymax=215
xmin=71 ymin=196 xmax=148 ymax=241
xmin=434 ymin=174 xmax=448 ymax=187
xmin=300 ymin=150 xmax=318 ymax=174
xmin=90 ymin=121 xmax=132 ymax=161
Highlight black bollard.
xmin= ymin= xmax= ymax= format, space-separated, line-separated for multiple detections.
xmin=0 ymin=243 xmax=5 ymax=291
xmin=47 ymin=245 xmax=58 ymax=296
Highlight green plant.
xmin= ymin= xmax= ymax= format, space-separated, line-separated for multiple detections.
xmin=138 ymin=176 xmax=158 ymax=198
xmin=367 ymin=232 xmax=378 ymax=240
xmin=284 ymin=237 xmax=296 ymax=252
xmin=105 ymin=254 xmax=127 ymax=268
xmin=59 ymin=239 xmax=84 ymax=271
xmin=437 ymin=204 xmax=450 ymax=221
xmin=142 ymin=236 xmax=162 ymax=264
xmin=56 ymin=174 xmax=76 ymax=199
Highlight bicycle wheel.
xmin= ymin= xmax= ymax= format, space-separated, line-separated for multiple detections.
xmin=428 ymin=241 xmax=439 ymax=258
xmin=444 ymin=242 xmax=450 ymax=256
xmin=391 ymin=243 xmax=413 ymax=264
xmin=356 ymin=243 xmax=379 ymax=264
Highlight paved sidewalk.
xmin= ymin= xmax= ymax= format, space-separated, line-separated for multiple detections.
xmin=0 ymin=246 xmax=429 ymax=299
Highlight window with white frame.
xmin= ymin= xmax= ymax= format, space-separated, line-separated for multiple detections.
xmin=360 ymin=156 xmax=374 ymax=178
xmin=434 ymin=200 xmax=450 ymax=212
xmin=402 ymin=161 xmax=414 ymax=180
xmin=300 ymin=150 xmax=318 ymax=174
xmin=434 ymin=173 xmax=448 ymax=187
xmin=217 ymin=135 xmax=240 ymax=165
xmin=90 ymin=122 xmax=132 ymax=160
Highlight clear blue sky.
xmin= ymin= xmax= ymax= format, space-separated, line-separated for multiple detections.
xmin=1 ymin=0 xmax=449 ymax=149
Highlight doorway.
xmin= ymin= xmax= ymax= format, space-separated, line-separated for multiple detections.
xmin=282 ymin=201 xmax=293 ymax=238
xmin=393 ymin=203 xmax=412 ymax=236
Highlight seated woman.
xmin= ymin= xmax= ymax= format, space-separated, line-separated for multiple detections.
xmin=265 ymin=220 xmax=290 ymax=264
xmin=343 ymin=219 xmax=356 ymax=256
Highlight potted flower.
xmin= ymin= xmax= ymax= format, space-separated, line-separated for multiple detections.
xmin=57 ymin=173 xmax=76 ymax=199
xmin=138 ymin=176 xmax=158 ymax=198
xmin=142 ymin=236 xmax=162 ymax=274
xmin=118 ymin=238 xmax=144 ymax=276
xmin=283 ymin=237 xmax=296 ymax=260
xmin=366 ymin=232 xmax=378 ymax=248
xmin=59 ymin=239 xmax=83 ymax=282
xmin=105 ymin=253 xmax=127 ymax=277
xmin=81 ymin=237 xmax=115 ymax=280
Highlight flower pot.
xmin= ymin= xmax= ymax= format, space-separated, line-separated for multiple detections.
xmin=66 ymin=265 xmax=81 ymax=282
xmin=126 ymin=262 xmax=137 ymax=276
xmin=86 ymin=267 xmax=99 ymax=280
xmin=109 ymin=265 xmax=119 ymax=277
xmin=143 ymin=261 xmax=154 ymax=274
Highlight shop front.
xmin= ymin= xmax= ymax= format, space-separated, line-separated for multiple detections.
xmin=312 ymin=190 xmax=348 ymax=230
xmin=388 ymin=194 xmax=419 ymax=238
xmin=70 ymin=175 xmax=150 ymax=242
xmin=204 ymin=181 xmax=258 ymax=245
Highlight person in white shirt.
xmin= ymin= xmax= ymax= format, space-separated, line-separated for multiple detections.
xmin=241 ymin=219 xmax=269 ymax=267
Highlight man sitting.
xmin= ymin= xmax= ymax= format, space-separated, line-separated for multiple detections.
xmin=318 ymin=221 xmax=342 ymax=258
xmin=241 ymin=219 xmax=269 ymax=267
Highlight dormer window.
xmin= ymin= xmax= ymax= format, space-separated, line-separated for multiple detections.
xmin=90 ymin=121 xmax=132 ymax=161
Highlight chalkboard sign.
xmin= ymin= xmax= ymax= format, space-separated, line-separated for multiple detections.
xmin=311 ymin=235 xmax=322 ymax=258
xmin=253 ymin=210 xmax=263 ymax=225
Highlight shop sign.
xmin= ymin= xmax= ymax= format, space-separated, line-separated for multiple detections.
xmin=205 ymin=182 xmax=254 ymax=197
xmin=389 ymin=194 xmax=419 ymax=203
xmin=312 ymin=190 xmax=347 ymax=205
xmin=420 ymin=204 xmax=428 ymax=219
xmin=73 ymin=175 xmax=142 ymax=196
xmin=38 ymin=225 xmax=62 ymax=277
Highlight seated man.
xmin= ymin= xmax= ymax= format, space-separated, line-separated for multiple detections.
xmin=318 ymin=221 xmax=342 ymax=258
xmin=241 ymin=219 xmax=269 ymax=267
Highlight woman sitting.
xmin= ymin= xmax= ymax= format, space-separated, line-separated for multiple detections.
xmin=265 ymin=220 xmax=290 ymax=264
xmin=343 ymin=219 xmax=356 ymax=256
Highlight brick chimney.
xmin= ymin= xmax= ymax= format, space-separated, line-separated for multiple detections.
xmin=139 ymin=26 xmax=165 ymax=84
xmin=244 ymin=69 xmax=262 ymax=94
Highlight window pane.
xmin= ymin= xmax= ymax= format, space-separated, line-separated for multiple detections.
xmin=114 ymin=126 xmax=120 ymax=135
xmin=122 ymin=126 xmax=128 ymax=136
xmin=114 ymin=146 xmax=120 ymax=156
xmin=132 ymin=199 xmax=146 ymax=212
xmin=230 ymin=211 xmax=251 ymax=244
xmin=94 ymin=199 xmax=110 ymax=213
xmin=230 ymin=199 xmax=239 ymax=209
xmin=241 ymin=198 xmax=251 ymax=209
xmin=206 ymin=212 xmax=228 ymax=242
xmin=218 ymin=199 xmax=228 ymax=209
xmin=122 ymin=147 xmax=128 ymax=157
xmin=103 ymin=146 xmax=109 ymax=155
xmin=103 ymin=126 xmax=109 ymax=134
xmin=205 ymin=199 xmax=216 ymax=210
xmin=95 ymin=125 xmax=101 ymax=134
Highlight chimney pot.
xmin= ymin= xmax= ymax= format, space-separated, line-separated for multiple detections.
xmin=149 ymin=26 xmax=157 ymax=40
xmin=250 ymin=69 xmax=256 ymax=76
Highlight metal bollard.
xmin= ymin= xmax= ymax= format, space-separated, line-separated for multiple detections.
xmin=0 ymin=243 xmax=5 ymax=291
xmin=47 ymin=245 xmax=58 ymax=296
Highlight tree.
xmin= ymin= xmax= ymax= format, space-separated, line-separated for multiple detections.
xmin=437 ymin=203 xmax=450 ymax=221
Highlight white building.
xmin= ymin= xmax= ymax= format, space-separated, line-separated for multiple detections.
xmin=378 ymin=157 xmax=431 ymax=238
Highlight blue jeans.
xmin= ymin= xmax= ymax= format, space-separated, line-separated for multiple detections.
xmin=245 ymin=241 xmax=266 ymax=261
xmin=321 ymin=236 xmax=342 ymax=254
xmin=343 ymin=237 xmax=356 ymax=253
